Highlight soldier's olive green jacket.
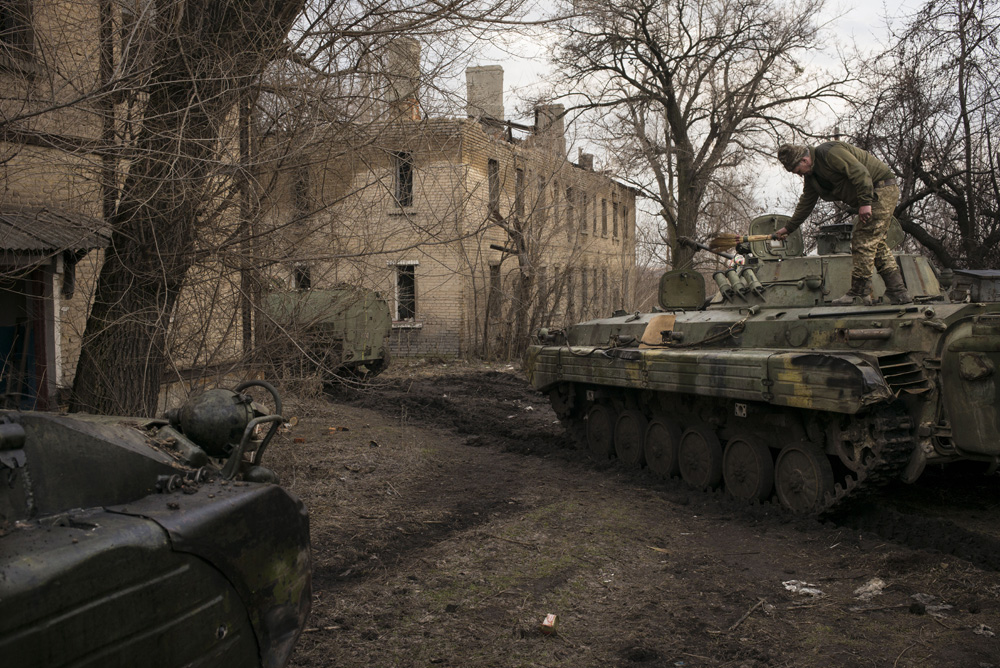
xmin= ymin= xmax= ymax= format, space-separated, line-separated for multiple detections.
xmin=785 ymin=141 xmax=894 ymax=233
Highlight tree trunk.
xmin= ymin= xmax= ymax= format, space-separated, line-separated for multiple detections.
xmin=71 ymin=0 xmax=303 ymax=415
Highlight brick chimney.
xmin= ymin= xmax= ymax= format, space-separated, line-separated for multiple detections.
xmin=466 ymin=65 xmax=504 ymax=121
xmin=534 ymin=104 xmax=565 ymax=156
xmin=386 ymin=38 xmax=421 ymax=121
xmin=577 ymin=149 xmax=594 ymax=171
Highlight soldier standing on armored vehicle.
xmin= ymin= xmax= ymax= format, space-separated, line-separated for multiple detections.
xmin=773 ymin=141 xmax=912 ymax=306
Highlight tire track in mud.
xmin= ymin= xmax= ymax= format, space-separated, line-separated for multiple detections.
xmin=834 ymin=504 xmax=1000 ymax=571
xmin=829 ymin=467 xmax=1000 ymax=572
xmin=330 ymin=368 xmax=1000 ymax=572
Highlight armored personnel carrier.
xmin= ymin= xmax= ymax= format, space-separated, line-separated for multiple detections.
xmin=261 ymin=286 xmax=392 ymax=383
xmin=526 ymin=215 xmax=1000 ymax=514
xmin=0 ymin=381 xmax=311 ymax=667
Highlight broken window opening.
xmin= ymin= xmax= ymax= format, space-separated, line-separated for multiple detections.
xmin=0 ymin=0 xmax=34 ymax=64
xmin=395 ymin=264 xmax=416 ymax=320
xmin=293 ymin=166 xmax=311 ymax=214
xmin=294 ymin=265 xmax=312 ymax=291
xmin=613 ymin=196 xmax=619 ymax=238
xmin=393 ymin=151 xmax=414 ymax=207
xmin=514 ymin=168 xmax=524 ymax=219
xmin=488 ymin=159 xmax=500 ymax=217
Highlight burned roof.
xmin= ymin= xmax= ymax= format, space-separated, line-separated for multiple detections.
xmin=0 ymin=206 xmax=110 ymax=253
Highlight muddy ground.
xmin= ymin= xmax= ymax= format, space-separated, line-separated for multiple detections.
xmin=267 ymin=361 xmax=1000 ymax=668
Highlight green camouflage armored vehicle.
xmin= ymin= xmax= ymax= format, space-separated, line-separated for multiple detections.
xmin=526 ymin=215 xmax=1000 ymax=514
xmin=0 ymin=381 xmax=311 ymax=667
xmin=261 ymin=286 xmax=392 ymax=383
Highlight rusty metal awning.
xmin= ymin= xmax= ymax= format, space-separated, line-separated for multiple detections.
xmin=0 ymin=206 xmax=110 ymax=253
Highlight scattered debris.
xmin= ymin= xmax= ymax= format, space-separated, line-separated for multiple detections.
xmin=302 ymin=625 xmax=341 ymax=633
xmin=973 ymin=624 xmax=995 ymax=637
xmin=853 ymin=577 xmax=886 ymax=601
xmin=783 ymin=580 xmax=824 ymax=597
xmin=539 ymin=613 xmax=558 ymax=635
xmin=728 ymin=598 xmax=766 ymax=632
xmin=329 ymin=426 xmax=350 ymax=433
xmin=910 ymin=593 xmax=952 ymax=617
xmin=293 ymin=437 xmax=306 ymax=444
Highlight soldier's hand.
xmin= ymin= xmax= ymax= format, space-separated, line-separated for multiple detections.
xmin=772 ymin=227 xmax=789 ymax=241
xmin=858 ymin=205 xmax=872 ymax=223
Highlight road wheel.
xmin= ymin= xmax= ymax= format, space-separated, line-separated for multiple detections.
xmin=774 ymin=444 xmax=835 ymax=514
xmin=723 ymin=437 xmax=774 ymax=502
xmin=585 ymin=403 xmax=616 ymax=459
xmin=614 ymin=410 xmax=648 ymax=468
xmin=678 ymin=425 xmax=723 ymax=489
xmin=644 ymin=418 xmax=681 ymax=479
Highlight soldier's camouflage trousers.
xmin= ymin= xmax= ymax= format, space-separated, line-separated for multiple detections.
xmin=852 ymin=183 xmax=900 ymax=281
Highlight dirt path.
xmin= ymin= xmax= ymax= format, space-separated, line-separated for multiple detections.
xmin=268 ymin=362 xmax=1000 ymax=668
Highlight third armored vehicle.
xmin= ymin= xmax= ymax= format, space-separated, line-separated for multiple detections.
xmin=261 ymin=285 xmax=392 ymax=383
xmin=526 ymin=215 xmax=1000 ymax=513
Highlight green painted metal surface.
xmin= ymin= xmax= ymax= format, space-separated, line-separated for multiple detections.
xmin=261 ymin=286 xmax=392 ymax=380
xmin=0 ymin=386 xmax=311 ymax=667
xmin=527 ymin=220 xmax=1000 ymax=498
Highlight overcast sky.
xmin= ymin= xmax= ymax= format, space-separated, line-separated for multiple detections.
xmin=483 ymin=0 xmax=923 ymax=121
xmin=464 ymin=0 xmax=924 ymax=212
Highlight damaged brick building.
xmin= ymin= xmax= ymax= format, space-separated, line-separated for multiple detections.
xmin=262 ymin=42 xmax=637 ymax=358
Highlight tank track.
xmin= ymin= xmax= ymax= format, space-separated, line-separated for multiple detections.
xmin=548 ymin=385 xmax=916 ymax=516
xmin=820 ymin=404 xmax=915 ymax=515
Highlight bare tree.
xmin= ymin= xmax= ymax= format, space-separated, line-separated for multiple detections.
xmin=552 ymin=0 xmax=849 ymax=270
xmin=66 ymin=0 xmax=303 ymax=414
xmin=65 ymin=0 xmax=542 ymax=413
xmin=846 ymin=0 xmax=1000 ymax=269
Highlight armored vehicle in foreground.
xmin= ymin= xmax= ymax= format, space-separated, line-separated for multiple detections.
xmin=526 ymin=215 xmax=1000 ymax=514
xmin=0 ymin=381 xmax=311 ymax=667
xmin=261 ymin=286 xmax=392 ymax=383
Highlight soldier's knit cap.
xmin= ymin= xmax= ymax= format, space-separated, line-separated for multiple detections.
xmin=778 ymin=144 xmax=809 ymax=171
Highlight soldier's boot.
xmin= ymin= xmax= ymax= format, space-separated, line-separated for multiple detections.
xmin=831 ymin=276 xmax=873 ymax=306
xmin=880 ymin=268 xmax=913 ymax=305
